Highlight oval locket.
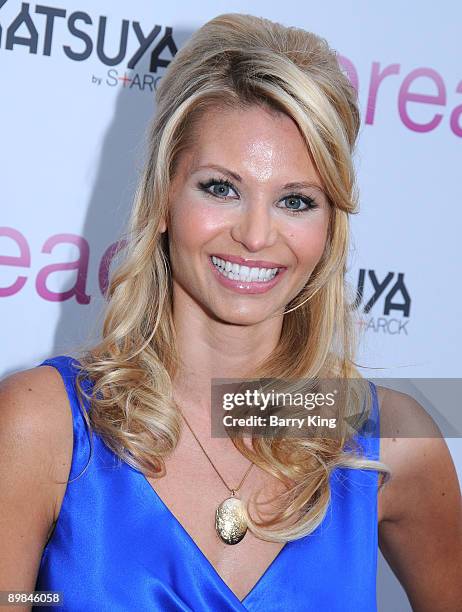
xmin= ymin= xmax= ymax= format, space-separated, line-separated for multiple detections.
xmin=215 ymin=496 xmax=248 ymax=545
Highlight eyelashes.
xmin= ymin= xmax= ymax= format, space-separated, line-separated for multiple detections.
xmin=198 ymin=178 xmax=237 ymax=199
xmin=197 ymin=177 xmax=319 ymax=216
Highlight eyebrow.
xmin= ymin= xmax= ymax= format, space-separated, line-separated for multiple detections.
xmin=194 ymin=164 xmax=327 ymax=195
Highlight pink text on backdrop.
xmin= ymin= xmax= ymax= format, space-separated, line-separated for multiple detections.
xmin=338 ymin=57 xmax=462 ymax=136
xmin=0 ymin=227 xmax=126 ymax=302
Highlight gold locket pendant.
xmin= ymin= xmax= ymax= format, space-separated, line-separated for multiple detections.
xmin=215 ymin=493 xmax=248 ymax=545
xmin=178 ymin=409 xmax=253 ymax=546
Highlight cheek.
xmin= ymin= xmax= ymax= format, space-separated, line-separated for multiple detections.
xmin=288 ymin=220 xmax=329 ymax=265
xmin=169 ymin=199 xmax=228 ymax=255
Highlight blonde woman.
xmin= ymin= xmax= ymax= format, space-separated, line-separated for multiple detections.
xmin=1 ymin=13 xmax=461 ymax=612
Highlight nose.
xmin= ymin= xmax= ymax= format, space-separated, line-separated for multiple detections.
xmin=230 ymin=201 xmax=278 ymax=252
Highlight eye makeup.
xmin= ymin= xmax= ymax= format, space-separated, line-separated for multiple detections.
xmin=196 ymin=177 xmax=320 ymax=216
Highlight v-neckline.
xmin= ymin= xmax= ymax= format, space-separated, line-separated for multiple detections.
xmin=71 ymin=356 xmax=292 ymax=605
xmin=136 ymin=468 xmax=291 ymax=606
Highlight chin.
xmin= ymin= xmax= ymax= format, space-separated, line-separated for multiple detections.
xmin=210 ymin=305 xmax=280 ymax=327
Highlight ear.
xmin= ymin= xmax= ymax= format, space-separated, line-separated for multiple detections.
xmin=159 ymin=218 xmax=167 ymax=233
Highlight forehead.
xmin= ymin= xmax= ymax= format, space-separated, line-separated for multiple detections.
xmin=180 ymin=103 xmax=322 ymax=185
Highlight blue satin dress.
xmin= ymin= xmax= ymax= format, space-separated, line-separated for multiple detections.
xmin=34 ymin=355 xmax=380 ymax=611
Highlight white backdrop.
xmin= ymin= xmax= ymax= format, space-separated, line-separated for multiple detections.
xmin=1 ymin=1 xmax=461 ymax=609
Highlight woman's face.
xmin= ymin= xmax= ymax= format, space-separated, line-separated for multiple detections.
xmin=163 ymin=103 xmax=331 ymax=325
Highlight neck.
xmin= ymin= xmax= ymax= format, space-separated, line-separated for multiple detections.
xmin=171 ymin=292 xmax=283 ymax=420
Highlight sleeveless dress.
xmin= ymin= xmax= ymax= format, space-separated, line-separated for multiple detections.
xmin=34 ymin=355 xmax=381 ymax=611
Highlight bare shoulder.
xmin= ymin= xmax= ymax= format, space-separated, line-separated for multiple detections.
xmin=0 ymin=364 xmax=74 ymax=514
xmin=0 ymin=365 xmax=73 ymax=470
xmin=0 ymin=365 xmax=73 ymax=591
xmin=376 ymin=384 xmax=457 ymax=522
xmin=376 ymin=384 xmax=443 ymax=487
xmin=374 ymin=385 xmax=462 ymax=610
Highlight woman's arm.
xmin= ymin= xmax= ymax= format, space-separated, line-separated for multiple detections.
xmin=378 ymin=388 xmax=462 ymax=612
xmin=0 ymin=367 xmax=73 ymax=610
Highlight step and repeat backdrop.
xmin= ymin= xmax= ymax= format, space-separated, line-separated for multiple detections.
xmin=1 ymin=2 xmax=460 ymax=609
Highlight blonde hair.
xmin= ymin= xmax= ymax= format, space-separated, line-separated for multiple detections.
xmin=73 ymin=13 xmax=390 ymax=542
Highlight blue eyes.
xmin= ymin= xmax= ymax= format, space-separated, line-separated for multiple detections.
xmin=204 ymin=179 xmax=237 ymax=199
xmin=197 ymin=178 xmax=318 ymax=215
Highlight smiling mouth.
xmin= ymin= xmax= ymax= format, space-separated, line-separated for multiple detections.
xmin=210 ymin=256 xmax=280 ymax=283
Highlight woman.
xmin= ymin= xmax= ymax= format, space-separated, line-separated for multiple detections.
xmin=1 ymin=13 xmax=460 ymax=612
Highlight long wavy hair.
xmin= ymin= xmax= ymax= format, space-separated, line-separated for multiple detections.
xmin=72 ymin=13 xmax=390 ymax=542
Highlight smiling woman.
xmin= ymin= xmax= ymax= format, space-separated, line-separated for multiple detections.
xmin=1 ymin=11 xmax=461 ymax=612
xmin=163 ymin=103 xmax=331 ymax=320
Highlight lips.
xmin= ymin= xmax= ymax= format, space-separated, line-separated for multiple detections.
xmin=212 ymin=256 xmax=279 ymax=282
xmin=208 ymin=255 xmax=287 ymax=294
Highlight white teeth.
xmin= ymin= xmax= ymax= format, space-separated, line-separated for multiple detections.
xmin=211 ymin=256 xmax=279 ymax=282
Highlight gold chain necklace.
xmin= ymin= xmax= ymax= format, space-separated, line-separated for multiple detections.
xmin=180 ymin=410 xmax=254 ymax=545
